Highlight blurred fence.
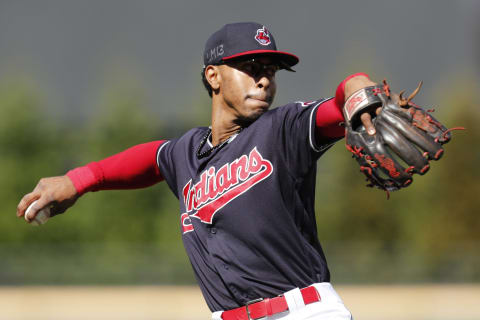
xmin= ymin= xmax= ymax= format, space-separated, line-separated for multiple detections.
xmin=0 ymin=243 xmax=194 ymax=285
xmin=1 ymin=242 xmax=479 ymax=285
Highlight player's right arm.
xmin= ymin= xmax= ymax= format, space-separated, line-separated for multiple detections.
xmin=17 ymin=140 xmax=166 ymax=222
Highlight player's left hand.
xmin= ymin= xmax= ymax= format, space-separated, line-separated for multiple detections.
xmin=342 ymin=80 xmax=464 ymax=193
xmin=359 ymin=106 xmax=382 ymax=135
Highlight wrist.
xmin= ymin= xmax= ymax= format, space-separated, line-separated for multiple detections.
xmin=344 ymin=76 xmax=377 ymax=99
xmin=335 ymin=73 xmax=371 ymax=110
xmin=66 ymin=163 xmax=101 ymax=195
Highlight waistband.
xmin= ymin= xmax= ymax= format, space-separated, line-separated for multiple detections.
xmin=212 ymin=283 xmax=340 ymax=320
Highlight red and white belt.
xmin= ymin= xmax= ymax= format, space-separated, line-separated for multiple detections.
xmin=221 ymin=286 xmax=321 ymax=320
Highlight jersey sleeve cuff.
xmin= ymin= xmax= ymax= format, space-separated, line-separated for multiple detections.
xmin=314 ymin=97 xmax=345 ymax=141
xmin=66 ymin=162 xmax=103 ymax=195
xmin=309 ymin=99 xmax=343 ymax=152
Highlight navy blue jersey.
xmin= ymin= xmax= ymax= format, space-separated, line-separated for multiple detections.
xmin=156 ymin=99 xmax=340 ymax=311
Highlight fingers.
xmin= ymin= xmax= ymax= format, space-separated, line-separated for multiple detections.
xmin=360 ymin=112 xmax=376 ymax=135
xmin=17 ymin=177 xmax=53 ymax=219
xmin=17 ymin=192 xmax=40 ymax=218
xmin=359 ymin=107 xmax=383 ymax=135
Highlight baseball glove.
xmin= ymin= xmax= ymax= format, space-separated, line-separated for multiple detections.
xmin=343 ymin=80 xmax=463 ymax=195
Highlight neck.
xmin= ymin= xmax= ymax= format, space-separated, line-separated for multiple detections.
xmin=211 ymin=118 xmax=241 ymax=146
xmin=210 ymin=100 xmax=242 ymax=146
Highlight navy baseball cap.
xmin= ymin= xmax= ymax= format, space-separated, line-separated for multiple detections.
xmin=203 ymin=22 xmax=299 ymax=71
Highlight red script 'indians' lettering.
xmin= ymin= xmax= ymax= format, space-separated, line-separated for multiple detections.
xmin=182 ymin=147 xmax=273 ymax=224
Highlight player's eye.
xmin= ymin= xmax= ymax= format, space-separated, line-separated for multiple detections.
xmin=261 ymin=63 xmax=280 ymax=76
xmin=234 ymin=59 xmax=280 ymax=77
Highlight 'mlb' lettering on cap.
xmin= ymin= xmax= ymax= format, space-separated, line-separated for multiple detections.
xmin=206 ymin=44 xmax=224 ymax=64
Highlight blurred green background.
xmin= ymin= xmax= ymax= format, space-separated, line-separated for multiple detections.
xmin=0 ymin=0 xmax=479 ymax=286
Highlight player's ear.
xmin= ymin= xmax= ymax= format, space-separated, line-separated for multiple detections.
xmin=205 ymin=65 xmax=221 ymax=92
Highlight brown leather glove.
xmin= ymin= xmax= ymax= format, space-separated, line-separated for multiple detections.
xmin=343 ymin=81 xmax=463 ymax=193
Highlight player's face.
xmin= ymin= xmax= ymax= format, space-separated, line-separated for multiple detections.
xmin=218 ymin=56 xmax=279 ymax=126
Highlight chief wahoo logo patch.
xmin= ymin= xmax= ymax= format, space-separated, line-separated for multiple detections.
xmin=255 ymin=26 xmax=271 ymax=46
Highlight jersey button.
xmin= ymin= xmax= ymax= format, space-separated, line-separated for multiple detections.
xmin=210 ymin=227 xmax=217 ymax=234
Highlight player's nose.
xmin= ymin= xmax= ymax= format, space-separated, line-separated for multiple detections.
xmin=256 ymin=74 xmax=274 ymax=90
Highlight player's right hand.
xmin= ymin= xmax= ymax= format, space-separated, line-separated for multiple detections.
xmin=17 ymin=175 xmax=79 ymax=222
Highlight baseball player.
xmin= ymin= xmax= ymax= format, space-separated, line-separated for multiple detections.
xmin=17 ymin=22 xmax=380 ymax=319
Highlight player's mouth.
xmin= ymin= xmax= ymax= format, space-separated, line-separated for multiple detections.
xmin=248 ymin=95 xmax=273 ymax=107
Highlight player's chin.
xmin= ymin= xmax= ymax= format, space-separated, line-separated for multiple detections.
xmin=250 ymin=103 xmax=270 ymax=119
xmin=235 ymin=107 xmax=269 ymax=127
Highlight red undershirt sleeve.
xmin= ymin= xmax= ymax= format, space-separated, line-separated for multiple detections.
xmin=66 ymin=140 xmax=166 ymax=195
xmin=315 ymin=72 xmax=370 ymax=139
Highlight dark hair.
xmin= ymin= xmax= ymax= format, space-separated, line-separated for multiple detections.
xmin=201 ymin=67 xmax=213 ymax=97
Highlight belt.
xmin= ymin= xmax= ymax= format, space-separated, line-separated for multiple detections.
xmin=221 ymin=286 xmax=321 ymax=320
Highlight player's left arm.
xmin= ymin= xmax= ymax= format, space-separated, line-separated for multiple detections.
xmin=314 ymin=73 xmax=377 ymax=143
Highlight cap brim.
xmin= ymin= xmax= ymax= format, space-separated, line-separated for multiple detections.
xmin=222 ymin=50 xmax=299 ymax=69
